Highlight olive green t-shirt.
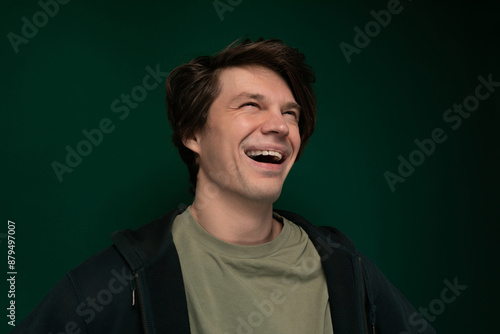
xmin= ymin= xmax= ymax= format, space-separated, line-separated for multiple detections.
xmin=171 ymin=207 xmax=333 ymax=334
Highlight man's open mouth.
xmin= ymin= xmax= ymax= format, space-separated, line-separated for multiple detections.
xmin=245 ymin=150 xmax=285 ymax=164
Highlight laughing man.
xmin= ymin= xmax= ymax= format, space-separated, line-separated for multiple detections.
xmin=12 ymin=38 xmax=435 ymax=334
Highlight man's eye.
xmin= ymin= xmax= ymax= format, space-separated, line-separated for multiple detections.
xmin=283 ymin=111 xmax=298 ymax=119
xmin=241 ymin=102 xmax=258 ymax=108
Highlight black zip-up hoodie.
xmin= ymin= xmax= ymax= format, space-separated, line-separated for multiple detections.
xmin=11 ymin=206 xmax=435 ymax=334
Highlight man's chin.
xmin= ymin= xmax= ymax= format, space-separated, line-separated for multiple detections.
xmin=243 ymin=185 xmax=283 ymax=204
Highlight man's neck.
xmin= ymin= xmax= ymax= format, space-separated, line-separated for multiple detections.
xmin=190 ymin=190 xmax=282 ymax=246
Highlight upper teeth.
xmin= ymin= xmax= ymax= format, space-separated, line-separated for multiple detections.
xmin=246 ymin=150 xmax=283 ymax=160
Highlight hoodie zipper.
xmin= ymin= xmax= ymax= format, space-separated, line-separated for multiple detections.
xmin=358 ymin=257 xmax=375 ymax=334
xmin=133 ymin=272 xmax=149 ymax=334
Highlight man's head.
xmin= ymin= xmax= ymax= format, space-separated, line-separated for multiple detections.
xmin=166 ymin=38 xmax=316 ymax=197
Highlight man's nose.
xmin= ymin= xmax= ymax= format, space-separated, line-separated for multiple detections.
xmin=260 ymin=109 xmax=289 ymax=137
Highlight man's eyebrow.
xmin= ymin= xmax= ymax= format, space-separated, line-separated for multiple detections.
xmin=283 ymin=101 xmax=301 ymax=111
xmin=229 ymin=92 xmax=265 ymax=104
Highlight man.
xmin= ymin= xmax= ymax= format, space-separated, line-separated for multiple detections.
xmin=12 ymin=38 xmax=435 ymax=334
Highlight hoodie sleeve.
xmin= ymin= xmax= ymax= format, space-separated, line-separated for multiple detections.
xmin=360 ymin=253 xmax=436 ymax=334
xmin=9 ymin=245 xmax=143 ymax=334
xmin=10 ymin=273 xmax=90 ymax=334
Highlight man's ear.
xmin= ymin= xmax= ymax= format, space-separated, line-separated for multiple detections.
xmin=182 ymin=132 xmax=201 ymax=155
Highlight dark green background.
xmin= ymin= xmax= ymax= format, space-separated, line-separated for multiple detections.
xmin=2 ymin=0 xmax=499 ymax=333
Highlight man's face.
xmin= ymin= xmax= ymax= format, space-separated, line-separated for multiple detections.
xmin=185 ymin=66 xmax=301 ymax=204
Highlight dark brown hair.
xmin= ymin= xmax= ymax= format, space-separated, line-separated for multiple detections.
xmin=165 ymin=38 xmax=317 ymax=194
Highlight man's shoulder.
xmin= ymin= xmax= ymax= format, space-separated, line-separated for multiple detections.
xmin=65 ymin=243 xmax=132 ymax=294
xmin=110 ymin=205 xmax=187 ymax=270
xmin=67 ymin=206 xmax=184 ymax=282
